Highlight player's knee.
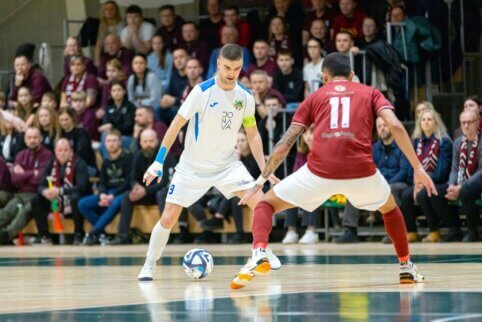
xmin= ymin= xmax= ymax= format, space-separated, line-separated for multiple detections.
xmin=379 ymin=194 xmax=397 ymax=214
xmin=160 ymin=204 xmax=182 ymax=229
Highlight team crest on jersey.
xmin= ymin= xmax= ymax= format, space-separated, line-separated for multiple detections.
xmin=233 ymin=100 xmax=243 ymax=110
xmin=334 ymin=85 xmax=346 ymax=92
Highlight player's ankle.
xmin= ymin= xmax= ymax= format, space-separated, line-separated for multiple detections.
xmin=252 ymin=243 xmax=267 ymax=251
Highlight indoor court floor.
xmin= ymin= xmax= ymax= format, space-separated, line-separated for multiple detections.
xmin=1 ymin=243 xmax=482 ymax=321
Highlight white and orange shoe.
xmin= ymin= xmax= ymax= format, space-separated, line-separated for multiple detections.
xmin=231 ymin=248 xmax=271 ymax=289
xmin=399 ymin=261 xmax=425 ymax=284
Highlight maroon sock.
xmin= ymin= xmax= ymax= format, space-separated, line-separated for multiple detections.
xmin=252 ymin=201 xmax=274 ymax=249
xmin=383 ymin=206 xmax=410 ymax=262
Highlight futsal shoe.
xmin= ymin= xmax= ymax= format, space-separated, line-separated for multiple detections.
xmin=138 ymin=261 xmax=156 ymax=281
xmin=282 ymin=230 xmax=299 ymax=244
xmin=231 ymin=248 xmax=271 ymax=289
xmin=399 ymin=261 xmax=425 ymax=284
xmin=266 ymin=247 xmax=282 ymax=270
xmin=299 ymin=230 xmax=319 ymax=244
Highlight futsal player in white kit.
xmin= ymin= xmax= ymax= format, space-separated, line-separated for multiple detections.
xmin=138 ymin=43 xmax=281 ymax=281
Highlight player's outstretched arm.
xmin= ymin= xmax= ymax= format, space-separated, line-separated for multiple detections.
xmin=143 ymin=114 xmax=188 ymax=186
xmin=238 ymin=124 xmax=304 ymax=205
xmin=0 ymin=109 xmax=26 ymax=132
xmin=378 ymin=108 xmax=437 ymax=196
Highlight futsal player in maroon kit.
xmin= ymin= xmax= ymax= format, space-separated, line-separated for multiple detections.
xmin=232 ymin=52 xmax=436 ymax=289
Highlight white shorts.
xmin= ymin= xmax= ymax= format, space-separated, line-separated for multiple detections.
xmin=273 ymin=164 xmax=391 ymax=212
xmin=165 ymin=161 xmax=255 ymax=208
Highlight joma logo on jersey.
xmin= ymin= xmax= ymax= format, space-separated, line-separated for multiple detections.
xmin=222 ymin=111 xmax=234 ymax=130
xmin=233 ymin=100 xmax=243 ymax=110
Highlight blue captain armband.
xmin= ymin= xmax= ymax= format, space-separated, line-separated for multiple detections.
xmin=155 ymin=146 xmax=167 ymax=164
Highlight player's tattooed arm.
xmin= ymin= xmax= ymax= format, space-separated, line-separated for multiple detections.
xmin=262 ymin=124 xmax=305 ymax=178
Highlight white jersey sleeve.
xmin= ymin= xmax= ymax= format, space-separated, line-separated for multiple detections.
xmin=178 ymin=85 xmax=202 ymax=120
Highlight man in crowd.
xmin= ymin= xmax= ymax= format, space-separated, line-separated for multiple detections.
xmin=120 ymin=5 xmax=155 ymax=54
xmin=155 ymin=5 xmax=184 ymax=50
xmin=97 ymin=33 xmax=134 ymax=83
xmin=272 ymin=49 xmax=304 ymax=104
xmin=178 ymin=22 xmax=211 ymax=72
xmin=250 ymin=70 xmax=286 ymax=120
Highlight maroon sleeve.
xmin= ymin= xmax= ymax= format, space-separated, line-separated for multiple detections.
xmin=30 ymin=71 xmax=52 ymax=103
xmin=86 ymin=74 xmax=99 ymax=91
xmin=61 ymin=77 xmax=68 ymax=92
xmin=372 ymin=88 xmax=394 ymax=115
xmin=237 ymin=21 xmax=251 ymax=48
xmin=292 ymin=95 xmax=313 ymax=127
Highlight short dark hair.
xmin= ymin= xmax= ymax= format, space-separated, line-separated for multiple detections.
xmin=126 ymin=5 xmax=142 ymax=15
xmin=277 ymin=49 xmax=293 ymax=58
xmin=224 ymin=5 xmax=239 ymax=15
xmin=263 ymin=95 xmax=281 ymax=104
xmin=138 ymin=105 xmax=155 ymax=116
xmin=465 ymin=95 xmax=482 ymax=106
xmin=159 ymin=4 xmax=175 ymax=13
xmin=106 ymin=128 xmax=122 ymax=139
xmin=335 ymin=30 xmax=354 ymax=40
xmin=322 ymin=52 xmax=352 ymax=78
xmin=182 ymin=21 xmax=199 ymax=31
xmin=253 ymin=39 xmax=269 ymax=47
xmin=219 ymin=43 xmax=243 ymax=60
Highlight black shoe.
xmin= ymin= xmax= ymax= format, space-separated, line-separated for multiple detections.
xmin=333 ymin=228 xmax=359 ymax=244
xmin=463 ymin=230 xmax=480 ymax=242
xmin=83 ymin=233 xmax=99 ymax=246
xmin=106 ymin=234 xmax=130 ymax=245
xmin=200 ymin=218 xmax=224 ymax=231
xmin=441 ymin=228 xmax=463 ymax=242
xmin=228 ymin=233 xmax=245 ymax=244
xmin=0 ymin=229 xmax=10 ymax=245
xmin=73 ymin=233 xmax=84 ymax=245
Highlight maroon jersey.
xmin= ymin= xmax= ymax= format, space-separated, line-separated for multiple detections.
xmin=292 ymin=80 xmax=394 ymax=179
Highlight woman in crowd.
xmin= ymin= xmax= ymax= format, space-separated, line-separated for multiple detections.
xmin=15 ymin=86 xmax=36 ymax=127
xmin=58 ymin=107 xmax=97 ymax=175
xmin=303 ymin=38 xmax=324 ymax=97
xmin=99 ymin=58 xmax=127 ymax=111
xmin=94 ymin=0 xmax=124 ymax=66
xmin=147 ymin=34 xmax=173 ymax=93
xmin=60 ymin=54 xmax=99 ymax=109
xmin=400 ymin=108 xmax=452 ymax=242
xmin=127 ymin=54 xmax=161 ymax=114
xmin=32 ymin=105 xmax=60 ymax=151
xmin=268 ymin=16 xmax=291 ymax=61
xmin=63 ymin=36 xmax=96 ymax=78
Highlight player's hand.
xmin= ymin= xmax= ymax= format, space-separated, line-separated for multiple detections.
xmin=1 ymin=110 xmax=26 ymax=132
xmin=143 ymin=161 xmax=164 ymax=186
xmin=268 ymin=174 xmax=280 ymax=185
xmin=238 ymin=185 xmax=262 ymax=206
xmin=413 ymin=166 xmax=437 ymax=197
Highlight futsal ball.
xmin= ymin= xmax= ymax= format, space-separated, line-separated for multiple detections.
xmin=183 ymin=248 xmax=214 ymax=279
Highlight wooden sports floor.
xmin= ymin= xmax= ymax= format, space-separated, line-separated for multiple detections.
xmin=1 ymin=242 xmax=482 ymax=321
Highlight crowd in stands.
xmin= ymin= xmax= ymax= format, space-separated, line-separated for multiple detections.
xmin=0 ymin=0 xmax=480 ymax=246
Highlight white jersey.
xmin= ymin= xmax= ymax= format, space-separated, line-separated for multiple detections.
xmin=177 ymin=77 xmax=256 ymax=173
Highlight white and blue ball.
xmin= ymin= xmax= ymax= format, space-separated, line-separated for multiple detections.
xmin=182 ymin=248 xmax=213 ymax=279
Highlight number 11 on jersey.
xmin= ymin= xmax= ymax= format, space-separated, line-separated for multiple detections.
xmin=329 ymin=97 xmax=351 ymax=129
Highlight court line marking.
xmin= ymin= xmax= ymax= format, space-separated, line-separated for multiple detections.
xmin=431 ymin=314 xmax=482 ymax=321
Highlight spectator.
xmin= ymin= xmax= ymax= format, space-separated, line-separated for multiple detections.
xmin=332 ymin=0 xmax=366 ymax=40
xmin=15 ymin=86 xmax=36 ymax=127
xmin=206 ymin=25 xmax=252 ymax=79
xmin=0 ymin=128 xmax=52 ymax=244
xmin=40 ymin=92 xmax=58 ymax=111
xmin=107 ymin=129 xmax=176 ymax=245
xmin=454 ymin=96 xmax=482 ymax=138
xmin=60 ymin=55 xmax=99 ymax=109
xmin=400 ymin=108 xmax=452 ymax=243
xmin=200 ymin=129 xmax=261 ymax=243
xmin=70 ymin=91 xmax=99 ymax=141
xmin=273 ymin=49 xmax=303 ymax=104
xmin=94 ymin=0 xmax=125 ymax=66
xmin=127 ymin=54 xmax=162 ymax=114
xmin=180 ymin=58 xmax=204 ymax=105
xmin=99 ymin=58 xmax=127 ymax=110
xmin=223 ymin=5 xmax=251 ymax=48
xmin=147 ymin=34 xmax=173 ymax=93
xmin=266 ymin=0 xmax=305 ymax=67
xmin=356 ymin=16 xmax=380 ymax=48
xmin=58 ymin=107 xmax=97 ymax=174
xmin=120 ymin=5 xmax=154 ymax=54
xmin=304 ymin=38 xmax=324 ymax=97
xmin=97 ymin=34 xmax=134 ymax=84
xmin=32 ymin=106 xmax=60 ymax=151
xmin=199 ymin=0 xmax=223 ymax=51
xmin=155 ymin=5 xmax=185 ymax=50
xmin=99 ymin=81 xmax=136 ymax=158
xmin=303 ymin=0 xmax=335 ymax=45
xmin=335 ymin=31 xmax=361 ymax=82
xmin=9 ymin=55 xmax=52 ymax=106
xmin=31 ymin=138 xmax=90 ymax=245
xmin=129 ymin=105 xmax=170 ymax=154
xmin=78 ymin=130 xmax=132 ymax=245
xmin=242 ymin=39 xmax=278 ymax=83
xmin=303 ymin=18 xmax=331 ymax=52
xmin=63 ymin=36 xmax=96 ymax=78
xmin=282 ymin=125 xmax=320 ymax=244
xmin=268 ymin=16 xmax=291 ymax=61
xmin=250 ymin=70 xmax=286 ymax=120
xmin=415 ymin=101 xmax=435 ymax=121
xmin=0 ymin=110 xmax=25 ymax=163
xmin=159 ymin=48 xmax=189 ymax=124
xmin=178 ymin=22 xmax=211 ymax=72
xmin=335 ymin=117 xmax=410 ymax=243
xmin=443 ymin=109 xmax=481 ymax=242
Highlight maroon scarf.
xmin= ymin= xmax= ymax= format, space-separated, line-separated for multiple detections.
xmin=457 ymin=131 xmax=480 ymax=184
xmin=51 ymin=155 xmax=75 ymax=214
xmin=65 ymin=72 xmax=87 ymax=104
xmin=416 ymin=137 xmax=439 ymax=173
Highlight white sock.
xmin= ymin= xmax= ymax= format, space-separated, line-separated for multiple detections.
xmin=146 ymin=221 xmax=171 ymax=264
